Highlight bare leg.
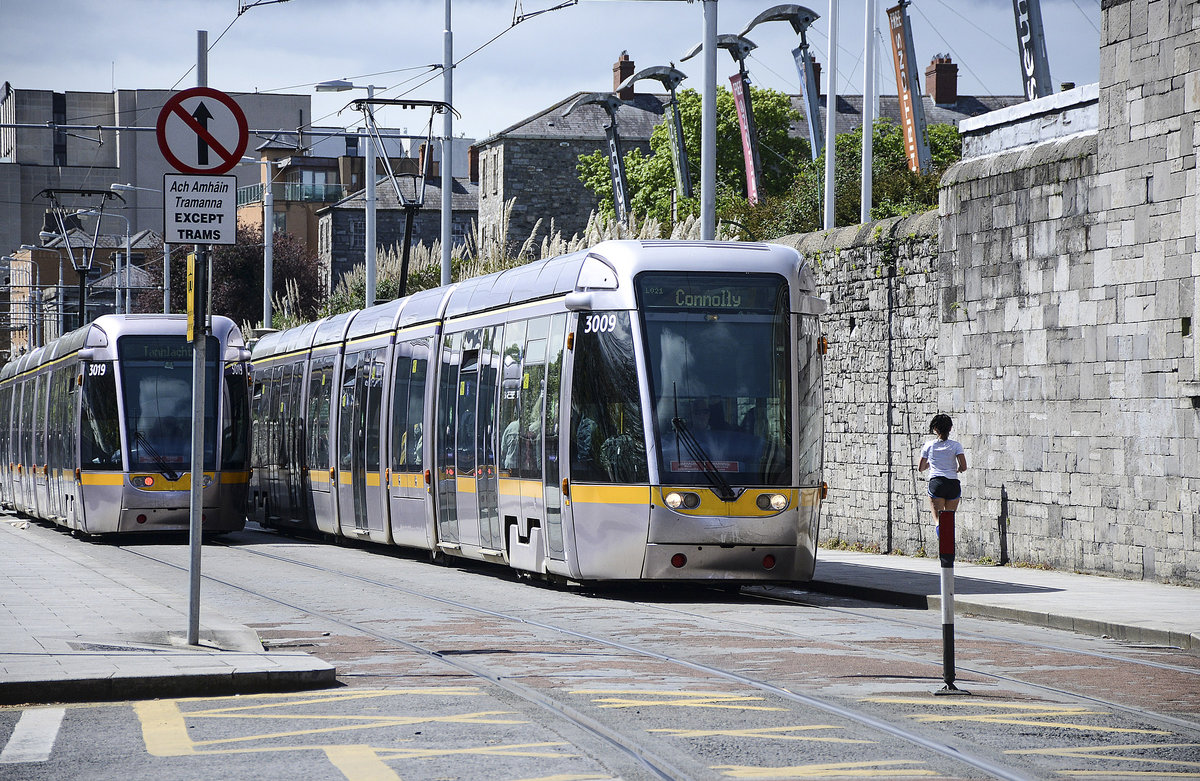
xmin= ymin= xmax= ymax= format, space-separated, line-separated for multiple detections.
xmin=929 ymin=495 xmax=947 ymax=526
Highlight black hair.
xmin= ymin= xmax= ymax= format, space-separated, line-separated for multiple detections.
xmin=930 ymin=414 xmax=953 ymax=440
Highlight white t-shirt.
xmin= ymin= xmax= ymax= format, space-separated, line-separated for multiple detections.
xmin=921 ymin=438 xmax=964 ymax=480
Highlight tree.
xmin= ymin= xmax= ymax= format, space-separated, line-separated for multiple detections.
xmin=728 ymin=118 xmax=962 ymax=240
xmin=139 ymin=223 xmax=324 ymax=329
xmin=578 ymin=86 xmax=808 ymax=227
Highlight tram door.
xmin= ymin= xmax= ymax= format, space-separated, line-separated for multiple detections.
xmin=306 ymin=356 xmax=337 ymax=534
xmin=453 ymin=344 xmax=480 ymax=549
xmin=283 ymin=361 xmax=306 ymax=522
xmin=435 ymin=334 xmax=460 ymax=545
xmin=31 ymin=374 xmax=49 ymax=518
xmin=337 ymin=350 xmax=387 ymax=537
xmin=543 ymin=315 xmax=567 ymax=561
xmin=476 ymin=329 xmax=501 ymax=553
xmin=518 ymin=319 xmax=549 ymax=535
xmin=388 ymin=338 xmax=431 ymax=548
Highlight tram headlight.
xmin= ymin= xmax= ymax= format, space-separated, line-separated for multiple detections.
xmin=756 ymin=493 xmax=788 ymax=511
xmin=665 ymin=491 xmax=701 ymax=510
xmin=665 ymin=491 xmax=684 ymax=509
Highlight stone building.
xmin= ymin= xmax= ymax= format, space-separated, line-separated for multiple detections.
xmin=317 ymin=175 xmax=478 ymax=288
xmin=778 ymin=0 xmax=1199 ymax=585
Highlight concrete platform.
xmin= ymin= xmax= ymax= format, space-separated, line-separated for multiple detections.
xmin=0 ymin=516 xmax=335 ymax=706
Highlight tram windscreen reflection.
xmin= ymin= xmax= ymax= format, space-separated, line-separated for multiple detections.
xmin=638 ymin=272 xmax=792 ymax=486
xmin=118 ymin=336 xmax=218 ymax=473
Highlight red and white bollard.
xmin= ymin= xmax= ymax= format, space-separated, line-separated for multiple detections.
xmin=935 ymin=509 xmax=969 ymax=695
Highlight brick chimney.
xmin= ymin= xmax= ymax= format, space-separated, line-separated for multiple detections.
xmin=925 ymin=55 xmax=958 ymax=106
xmin=468 ymin=145 xmax=479 ymax=183
xmin=613 ymin=51 xmax=635 ymax=100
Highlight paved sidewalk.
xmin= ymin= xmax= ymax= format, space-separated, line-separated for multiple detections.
xmin=0 ymin=517 xmax=335 ymax=706
xmin=809 ymin=549 xmax=1200 ymax=651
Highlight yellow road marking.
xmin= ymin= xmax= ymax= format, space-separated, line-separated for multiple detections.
xmin=863 ymin=697 xmax=1173 ymax=736
xmin=649 ymin=725 xmax=874 ymax=744
xmin=570 ymin=689 xmax=785 ymax=712
xmin=712 ymin=759 xmax=938 ymax=778
xmin=1008 ymin=743 xmax=1200 ymax=776
xmin=324 ymin=745 xmax=401 ymax=781
xmin=513 ymin=776 xmax=614 ymax=781
xmin=188 ymin=711 xmax=525 ymax=747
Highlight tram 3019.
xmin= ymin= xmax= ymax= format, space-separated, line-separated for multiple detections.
xmin=0 ymin=314 xmax=252 ymax=535
xmin=251 ymin=240 xmax=827 ymax=582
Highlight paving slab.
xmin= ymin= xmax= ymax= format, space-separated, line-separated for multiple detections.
xmin=0 ymin=516 xmax=335 ymax=706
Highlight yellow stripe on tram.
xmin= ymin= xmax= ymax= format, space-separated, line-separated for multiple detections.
xmin=571 ymin=484 xmax=651 ymax=505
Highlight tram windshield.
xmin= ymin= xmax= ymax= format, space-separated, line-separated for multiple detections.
xmin=638 ymin=272 xmax=792 ymax=487
xmin=118 ymin=336 xmax=219 ymax=474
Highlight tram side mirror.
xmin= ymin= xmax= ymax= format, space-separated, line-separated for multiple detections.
xmin=565 ymin=292 xmax=593 ymax=311
xmin=77 ymin=348 xmax=95 ymax=361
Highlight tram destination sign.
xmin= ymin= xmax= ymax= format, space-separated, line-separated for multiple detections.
xmin=163 ymin=174 xmax=236 ymax=245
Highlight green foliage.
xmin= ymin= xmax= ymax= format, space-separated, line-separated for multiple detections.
xmin=578 ymin=86 xmax=808 ymax=229
xmin=727 ymin=118 xmax=962 ymax=241
xmin=138 ymin=224 xmax=324 ymax=329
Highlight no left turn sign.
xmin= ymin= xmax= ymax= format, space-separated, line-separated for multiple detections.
xmin=156 ymin=87 xmax=249 ymax=175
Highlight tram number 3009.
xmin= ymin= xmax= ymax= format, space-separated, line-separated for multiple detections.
xmin=582 ymin=314 xmax=618 ymax=334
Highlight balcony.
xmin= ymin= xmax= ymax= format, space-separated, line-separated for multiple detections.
xmin=237 ymin=182 xmax=344 ymax=206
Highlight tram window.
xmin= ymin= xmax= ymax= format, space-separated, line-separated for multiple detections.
xmin=568 ymin=311 xmax=648 ymax=483
xmin=222 ymin=363 xmax=250 ymax=470
xmin=80 ymin=364 xmax=120 ymax=470
xmin=339 ymin=353 xmax=360 ymax=470
xmin=390 ymin=347 xmax=411 ymax=473
xmin=436 ymin=335 xmax=458 ymax=472
xmin=637 ymin=273 xmax=792 ymax=486
xmin=519 ymin=335 xmax=547 ymax=480
xmin=33 ymin=375 xmax=46 ymax=466
xmin=498 ymin=321 xmax=526 ymax=475
xmin=307 ymin=359 xmax=334 ymax=471
xmin=796 ymin=315 xmax=823 ymax=485
xmin=457 ymin=350 xmax=478 ymax=474
xmin=403 ymin=343 xmax=427 ymax=471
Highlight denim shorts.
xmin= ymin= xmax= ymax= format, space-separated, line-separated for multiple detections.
xmin=928 ymin=476 xmax=961 ymax=500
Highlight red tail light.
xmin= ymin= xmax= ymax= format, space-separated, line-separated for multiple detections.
xmin=671 ymin=553 xmax=687 ymax=568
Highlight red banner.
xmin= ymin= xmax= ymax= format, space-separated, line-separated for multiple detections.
xmin=729 ymin=72 xmax=761 ymax=205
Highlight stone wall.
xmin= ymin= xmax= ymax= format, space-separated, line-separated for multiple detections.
xmin=777 ymin=213 xmax=944 ymax=556
xmin=772 ymin=0 xmax=1200 ymax=585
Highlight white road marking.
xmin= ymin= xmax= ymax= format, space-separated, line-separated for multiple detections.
xmin=0 ymin=707 xmax=66 ymax=764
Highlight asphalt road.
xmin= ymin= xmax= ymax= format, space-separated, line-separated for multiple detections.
xmin=3 ymin=524 xmax=1199 ymax=780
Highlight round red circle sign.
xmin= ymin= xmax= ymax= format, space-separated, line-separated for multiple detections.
xmin=156 ymin=87 xmax=249 ymax=175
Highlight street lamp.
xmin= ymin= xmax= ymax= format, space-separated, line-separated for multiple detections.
xmin=39 ymin=229 xmax=94 ymax=329
xmin=77 ymin=208 xmax=131 ymax=314
xmin=111 ymin=183 xmax=171 ymax=314
xmin=317 ymin=79 xmax=377 ymax=307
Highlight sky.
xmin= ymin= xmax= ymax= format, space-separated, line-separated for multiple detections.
xmin=3 ymin=0 xmax=1102 ymax=142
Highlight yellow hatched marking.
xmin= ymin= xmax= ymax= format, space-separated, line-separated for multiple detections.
xmin=864 ymin=697 xmax=1172 ymax=736
xmin=570 ymin=689 xmax=785 ymax=712
xmin=1008 ymin=743 xmax=1200 ymax=776
xmin=713 ymin=759 xmax=938 ymax=778
xmin=324 ymin=745 xmax=401 ymax=781
xmin=649 ymin=725 xmax=874 ymax=744
xmin=133 ymin=689 xmax=573 ymax=780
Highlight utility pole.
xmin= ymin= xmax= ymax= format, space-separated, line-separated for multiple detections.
xmin=441 ymin=0 xmax=453 ymax=287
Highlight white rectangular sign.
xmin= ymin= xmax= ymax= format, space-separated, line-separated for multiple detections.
xmin=163 ymin=174 xmax=237 ymax=245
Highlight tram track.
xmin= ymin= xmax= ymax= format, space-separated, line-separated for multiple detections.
xmin=120 ymin=535 xmax=1043 ymax=781
xmin=659 ymin=587 xmax=1200 ymax=739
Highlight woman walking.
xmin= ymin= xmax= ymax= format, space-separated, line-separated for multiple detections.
xmin=918 ymin=414 xmax=968 ymax=524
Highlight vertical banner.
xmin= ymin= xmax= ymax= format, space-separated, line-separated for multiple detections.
xmin=667 ymin=99 xmax=693 ymax=200
xmin=1013 ymin=0 xmax=1053 ymax=100
xmin=887 ymin=2 xmax=931 ymax=173
xmin=729 ymin=72 xmax=764 ymax=206
xmin=605 ymin=123 xmax=630 ymax=224
xmin=792 ymin=45 xmax=824 ymax=160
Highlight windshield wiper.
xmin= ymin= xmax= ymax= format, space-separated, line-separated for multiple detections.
xmin=671 ymin=415 xmax=737 ymax=502
xmin=135 ymin=431 xmax=181 ymax=482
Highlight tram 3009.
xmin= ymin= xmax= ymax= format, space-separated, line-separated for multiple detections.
xmin=0 ymin=314 xmax=252 ymax=535
xmin=251 ymin=240 xmax=827 ymax=583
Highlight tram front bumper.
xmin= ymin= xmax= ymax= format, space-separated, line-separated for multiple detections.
xmin=641 ymin=543 xmax=815 ymax=582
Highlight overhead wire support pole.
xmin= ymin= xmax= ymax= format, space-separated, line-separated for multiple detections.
xmin=700 ymin=0 xmax=717 ymax=241
xmin=442 ymin=0 xmax=453 ymax=288
xmin=861 ymin=0 xmax=876 ymax=224
xmin=823 ymin=0 xmax=839 ymax=231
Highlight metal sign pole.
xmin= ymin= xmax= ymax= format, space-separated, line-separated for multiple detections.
xmin=187 ymin=29 xmax=208 ymax=647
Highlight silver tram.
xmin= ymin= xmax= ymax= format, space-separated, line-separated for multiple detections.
xmin=250 ymin=240 xmax=826 ymax=582
xmin=0 ymin=314 xmax=252 ymax=534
